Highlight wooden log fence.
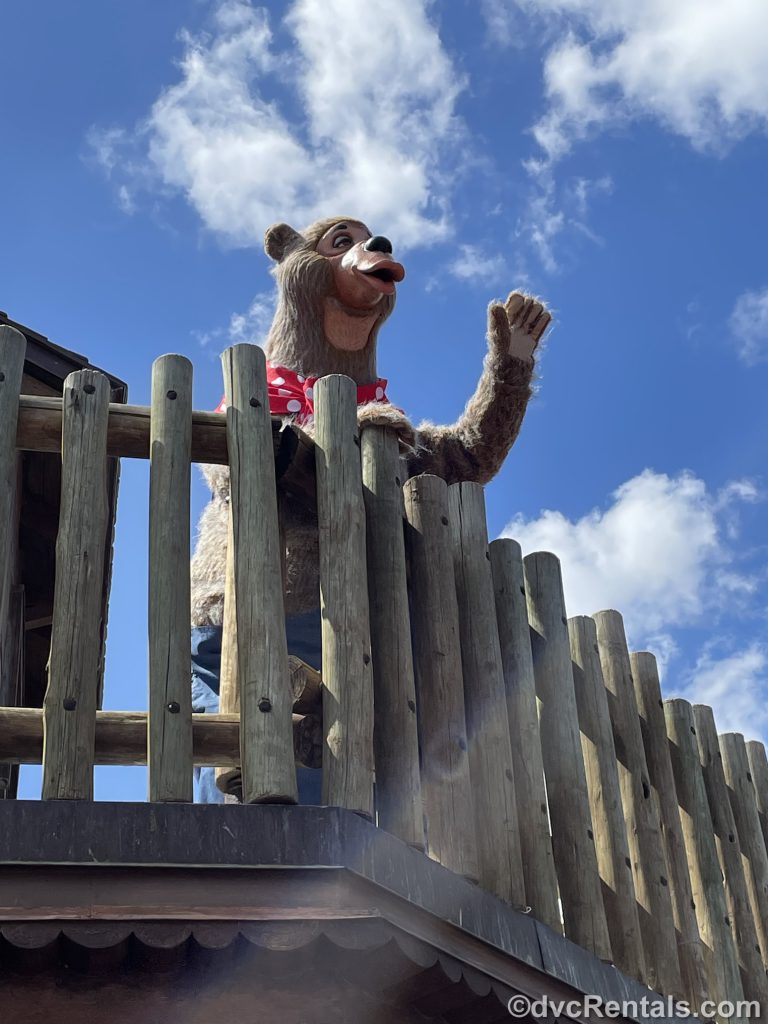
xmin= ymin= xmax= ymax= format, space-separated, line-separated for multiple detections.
xmin=1 ymin=324 xmax=767 ymax=1011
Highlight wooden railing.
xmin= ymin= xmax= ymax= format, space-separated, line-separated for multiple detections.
xmin=0 ymin=324 xmax=767 ymax=1017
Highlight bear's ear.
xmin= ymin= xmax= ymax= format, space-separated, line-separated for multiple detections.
xmin=264 ymin=222 xmax=303 ymax=263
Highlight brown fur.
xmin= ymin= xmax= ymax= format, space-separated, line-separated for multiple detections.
xmin=190 ymin=218 xmax=547 ymax=626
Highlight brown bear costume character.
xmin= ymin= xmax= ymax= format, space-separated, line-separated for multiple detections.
xmin=189 ymin=216 xmax=551 ymax=803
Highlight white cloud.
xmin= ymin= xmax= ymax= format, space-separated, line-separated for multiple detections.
xmin=194 ymin=289 xmax=275 ymax=352
xmin=676 ymin=643 xmax=768 ymax=741
xmin=516 ymin=0 xmax=768 ymax=160
xmin=448 ymin=244 xmax=506 ymax=283
xmin=729 ymin=287 xmax=768 ymax=365
xmin=91 ymin=0 xmax=464 ymax=249
xmin=502 ymin=469 xmax=759 ymax=641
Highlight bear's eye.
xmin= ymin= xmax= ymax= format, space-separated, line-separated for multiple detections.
xmin=333 ymin=234 xmax=353 ymax=249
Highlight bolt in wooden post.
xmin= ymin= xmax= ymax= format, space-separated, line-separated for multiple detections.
xmin=148 ymin=355 xmax=194 ymax=803
xmin=569 ymin=616 xmax=646 ymax=983
xmin=403 ymin=474 xmax=477 ymax=881
xmin=448 ymin=483 xmax=525 ymax=907
xmin=221 ymin=345 xmax=296 ymax=805
xmin=632 ymin=652 xmax=708 ymax=1010
xmin=746 ymin=740 xmax=768 ymax=857
xmin=665 ymin=700 xmax=745 ymax=1011
xmin=524 ymin=552 xmax=611 ymax=961
xmin=693 ymin=706 xmax=768 ymax=1005
xmin=0 ymin=326 xmax=25 ymax=684
xmin=594 ymin=611 xmax=683 ymax=999
xmin=490 ymin=539 xmax=560 ymax=930
xmin=314 ymin=375 xmax=374 ymax=817
xmin=42 ymin=370 xmax=111 ymax=800
xmin=361 ymin=426 xmax=423 ymax=848
xmin=719 ymin=732 xmax=768 ymax=968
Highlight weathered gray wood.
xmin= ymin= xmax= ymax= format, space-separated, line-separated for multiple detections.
xmin=361 ymin=426 xmax=423 ymax=848
xmin=0 ymin=707 xmax=321 ymax=769
xmin=222 ymin=345 xmax=296 ymax=805
xmin=632 ymin=652 xmax=708 ymax=1010
xmin=314 ymin=375 xmax=373 ymax=817
xmin=693 ymin=706 xmax=768 ymax=1005
xmin=489 ymin=539 xmax=560 ymax=930
xmin=448 ymin=483 xmax=524 ymax=907
xmin=42 ymin=370 xmax=111 ymax=800
xmin=665 ymin=700 xmax=745 ymax=1012
xmin=569 ymin=616 xmax=645 ymax=982
xmin=594 ymin=611 xmax=682 ymax=998
xmin=0 ymin=326 xmax=26 ymax=677
xmin=719 ymin=732 xmax=768 ymax=968
xmin=746 ymin=740 xmax=768 ymax=857
xmin=523 ymin=552 xmax=611 ymax=960
xmin=148 ymin=355 xmax=193 ymax=803
xmin=403 ymin=475 xmax=477 ymax=882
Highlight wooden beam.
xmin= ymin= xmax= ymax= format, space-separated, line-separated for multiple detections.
xmin=0 ymin=708 xmax=321 ymax=769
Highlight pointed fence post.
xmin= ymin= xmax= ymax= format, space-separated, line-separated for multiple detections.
xmin=42 ymin=370 xmax=111 ymax=799
xmin=746 ymin=740 xmax=768 ymax=856
xmin=524 ymin=551 xmax=611 ymax=961
xmin=314 ymin=375 xmax=374 ymax=817
xmin=148 ymin=354 xmax=193 ymax=802
xmin=361 ymin=426 xmax=423 ymax=847
xmin=490 ymin=538 xmax=560 ymax=930
xmin=222 ymin=344 xmax=296 ymax=804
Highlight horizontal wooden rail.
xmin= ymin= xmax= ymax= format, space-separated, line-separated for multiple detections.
xmin=0 ymin=708 xmax=321 ymax=769
xmin=14 ymin=394 xmax=317 ymax=509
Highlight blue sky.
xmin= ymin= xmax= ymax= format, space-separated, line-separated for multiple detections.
xmin=4 ymin=0 xmax=768 ymax=800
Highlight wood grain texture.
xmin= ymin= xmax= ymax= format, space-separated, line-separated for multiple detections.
xmin=523 ymin=552 xmax=611 ymax=961
xmin=632 ymin=652 xmax=708 ymax=1010
xmin=314 ymin=375 xmax=374 ymax=817
xmin=148 ymin=355 xmax=193 ymax=803
xmin=42 ymin=370 xmax=111 ymax=800
xmin=569 ymin=615 xmax=645 ymax=983
xmin=746 ymin=740 xmax=768 ymax=857
xmin=403 ymin=475 xmax=477 ymax=882
xmin=0 ymin=707 xmax=321 ymax=769
xmin=222 ymin=345 xmax=296 ymax=804
xmin=719 ymin=732 xmax=768 ymax=969
xmin=361 ymin=426 xmax=423 ymax=848
xmin=448 ymin=483 xmax=524 ymax=907
xmin=664 ymin=700 xmax=745 ymax=1012
xmin=593 ymin=611 xmax=682 ymax=999
xmin=0 ymin=326 xmax=26 ymax=676
xmin=489 ymin=539 xmax=560 ymax=930
xmin=693 ymin=705 xmax=768 ymax=1005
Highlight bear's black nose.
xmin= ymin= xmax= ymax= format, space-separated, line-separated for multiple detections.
xmin=364 ymin=235 xmax=393 ymax=255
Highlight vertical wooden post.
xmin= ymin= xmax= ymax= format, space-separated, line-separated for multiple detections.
xmin=665 ymin=700 xmax=745 ymax=1010
xmin=222 ymin=345 xmax=297 ymax=805
xmin=746 ymin=740 xmax=768 ymax=856
xmin=594 ymin=611 xmax=683 ymax=998
xmin=719 ymin=732 xmax=768 ymax=968
xmin=148 ymin=355 xmax=193 ymax=803
xmin=314 ymin=375 xmax=373 ymax=817
xmin=403 ymin=474 xmax=477 ymax=881
xmin=524 ymin=552 xmax=611 ymax=961
xmin=448 ymin=483 xmax=525 ymax=907
xmin=361 ymin=427 xmax=423 ymax=848
xmin=693 ymin=706 xmax=768 ymax=1005
xmin=569 ymin=616 xmax=645 ymax=982
xmin=0 ymin=326 xmax=26 ymax=680
xmin=490 ymin=539 xmax=560 ymax=930
xmin=42 ymin=370 xmax=111 ymax=800
xmin=631 ymin=652 xmax=709 ymax=1010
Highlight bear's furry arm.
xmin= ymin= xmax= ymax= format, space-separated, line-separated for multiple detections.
xmin=407 ymin=352 xmax=534 ymax=486
xmin=190 ymin=464 xmax=229 ymax=627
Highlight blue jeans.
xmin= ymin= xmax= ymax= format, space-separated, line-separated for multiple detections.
xmin=191 ymin=612 xmax=323 ymax=805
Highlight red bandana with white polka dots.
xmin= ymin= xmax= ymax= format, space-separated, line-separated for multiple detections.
xmin=215 ymin=363 xmax=389 ymax=426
